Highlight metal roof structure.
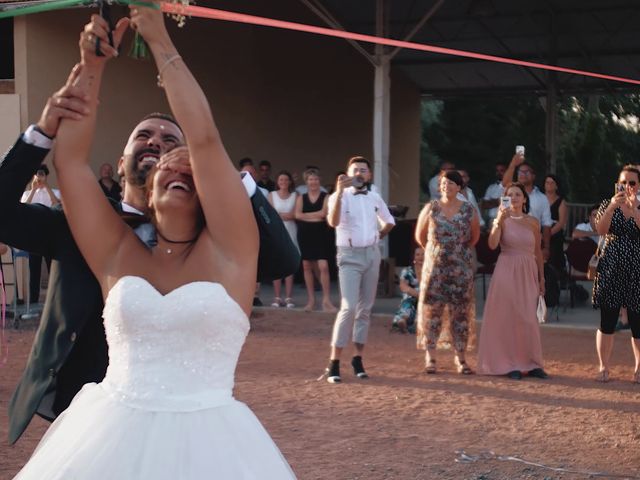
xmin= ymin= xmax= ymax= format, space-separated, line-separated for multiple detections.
xmin=304 ymin=0 xmax=640 ymax=97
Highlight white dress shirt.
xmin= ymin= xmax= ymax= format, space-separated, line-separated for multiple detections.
xmin=527 ymin=187 xmax=553 ymax=227
xmin=328 ymin=187 xmax=395 ymax=247
xmin=428 ymin=175 xmax=440 ymax=200
xmin=483 ymin=181 xmax=504 ymax=220
xmin=21 ymin=187 xmax=61 ymax=207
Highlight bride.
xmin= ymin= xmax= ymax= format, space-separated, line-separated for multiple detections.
xmin=14 ymin=4 xmax=296 ymax=479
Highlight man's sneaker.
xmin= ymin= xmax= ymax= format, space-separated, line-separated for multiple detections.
xmin=325 ymin=360 xmax=341 ymax=383
xmin=252 ymin=296 xmax=263 ymax=307
xmin=351 ymin=356 xmax=369 ymax=379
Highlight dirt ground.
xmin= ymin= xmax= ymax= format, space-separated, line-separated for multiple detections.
xmin=1 ymin=310 xmax=639 ymax=480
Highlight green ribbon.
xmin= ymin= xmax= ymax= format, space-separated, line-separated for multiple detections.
xmin=0 ymin=0 xmax=93 ymax=19
xmin=0 ymin=0 xmax=160 ymax=20
xmin=0 ymin=0 xmax=162 ymax=59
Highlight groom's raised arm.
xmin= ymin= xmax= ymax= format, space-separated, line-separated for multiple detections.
xmin=0 ymin=67 xmax=90 ymax=255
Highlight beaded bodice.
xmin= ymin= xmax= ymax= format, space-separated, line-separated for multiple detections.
xmin=100 ymin=276 xmax=249 ymax=411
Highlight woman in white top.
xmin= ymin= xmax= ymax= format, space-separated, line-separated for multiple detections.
xmin=268 ymin=171 xmax=299 ymax=307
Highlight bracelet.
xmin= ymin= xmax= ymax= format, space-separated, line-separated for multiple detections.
xmin=157 ymin=54 xmax=182 ymax=88
xmin=492 ymin=219 xmax=501 ymax=229
xmin=33 ymin=125 xmax=54 ymax=140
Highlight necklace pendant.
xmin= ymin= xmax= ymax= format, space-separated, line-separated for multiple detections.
xmin=166 ymin=248 xmax=173 ymax=254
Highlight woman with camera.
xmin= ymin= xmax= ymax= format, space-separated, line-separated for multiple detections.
xmin=476 ymin=183 xmax=548 ymax=380
xmin=415 ymin=171 xmax=480 ymax=374
xmin=592 ymin=165 xmax=640 ymax=383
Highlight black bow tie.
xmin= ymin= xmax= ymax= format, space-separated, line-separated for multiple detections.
xmin=120 ymin=212 xmax=150 ymax=228
xmin=353 ymin=190 xmax=368 ymax=196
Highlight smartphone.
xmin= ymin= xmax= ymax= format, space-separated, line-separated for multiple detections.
xmin=615 ymin=183 xmax=625 ymax=194
xmin=349 ymin=176 xmax=364 ymax=188
xmin=500 ymin=196 xmax=512 ymax=209
xmin=515 ymin=145 xmax=525 ymax=156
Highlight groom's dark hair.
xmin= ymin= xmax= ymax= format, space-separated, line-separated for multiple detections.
xmin=138 ymin=112 xmax=183 ymax=134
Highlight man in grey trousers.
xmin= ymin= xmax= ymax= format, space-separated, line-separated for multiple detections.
xmin=323 ymin=156 xmax=395 ymax=383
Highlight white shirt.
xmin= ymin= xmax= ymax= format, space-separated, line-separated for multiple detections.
xmin=461 ymin=187 xmax=485 ymax=227
xmin=574 ymin=223 xmax=600 ymax=244
xmin=21 ymin=187 xmax=61 ymax=207
xmin=328 ymin=187 xmax=395 ymax=248
xmin=483 ymin=181 xmax=504 ymax=220
xmin=428 ymin=175 xmax=440 ymax=200
xmin=527 ymin=187 xmax=553 ymax=227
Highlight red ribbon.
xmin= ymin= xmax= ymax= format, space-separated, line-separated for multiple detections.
xmin=161 ymin=3 xmax=640 ymax=86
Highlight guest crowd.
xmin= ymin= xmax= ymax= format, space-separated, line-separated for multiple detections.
xmin=11 ymin=144 xmax=640 ymax=386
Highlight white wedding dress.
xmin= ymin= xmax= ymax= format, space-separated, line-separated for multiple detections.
xmin=14 ymin=276 xmax=296 ymax=479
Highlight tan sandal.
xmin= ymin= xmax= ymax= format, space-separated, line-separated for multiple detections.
xmin=633 ymin=370 xmax=640 ymax=384
xmin=456 ymin=361 xmax=474 ymax=375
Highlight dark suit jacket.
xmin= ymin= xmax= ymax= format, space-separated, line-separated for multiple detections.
xmin=1 ymin=135 xmax=300 ymax=444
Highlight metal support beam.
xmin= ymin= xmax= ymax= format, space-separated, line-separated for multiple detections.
xmin=298 ymin=0 xmax=376 ymax=66
xmin=374 ymin=0 xmax=391 ymax=257
xmin=388 ymin=0 xmax=445 ymax=61
xmin=545 ymin=10 xmax=558 ymax=174
xmin=544 ymin=81 xmax=558 ymax=174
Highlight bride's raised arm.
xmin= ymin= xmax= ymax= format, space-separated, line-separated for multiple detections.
xmin=53 ymin=15 xmax=130 ymax=283
xmin=130 ymin=5 xmax=258 ymax=273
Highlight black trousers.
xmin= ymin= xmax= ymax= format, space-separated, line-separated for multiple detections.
xmin=600 ymin=306 xmax=640 ymax=339
xmin=28 ymin=254 xmax=50 ymax=302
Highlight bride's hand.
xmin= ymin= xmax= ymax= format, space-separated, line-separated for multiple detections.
xmin=80 ymin=14 xmax=129 ymax=66
xmin=129 ymin=1 xmax=169 ymax=45
xmin=158 ymin=147 xmax=192 ymax=176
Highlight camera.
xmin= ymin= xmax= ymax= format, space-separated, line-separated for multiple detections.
xmin=615 ymin=183 xmax=625 ymax=194
xmin=500 ymin=196 xmax=512 ymax=209
xmin=515 ymin=145 xmax=525 ymax=156
xmin=349 ymin=176 xmax=364 ymax=189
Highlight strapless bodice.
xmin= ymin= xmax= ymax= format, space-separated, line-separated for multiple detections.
xmin=100 ymin=276 xmax=250 ymax=411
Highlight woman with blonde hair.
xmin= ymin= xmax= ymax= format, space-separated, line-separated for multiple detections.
xmin=295 ymin=168 xmax=336 ymax=312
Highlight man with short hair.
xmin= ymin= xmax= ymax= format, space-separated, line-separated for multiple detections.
xmin=97 ymin=162 xmax=122 ymax=202
xmin=428 ymin=160 xmax=455 ymax=200
xmin=20 ymin=163 xmax=61 ymax=302
xmin=481 ymin=162 xmax=507 ymax=223
xmin=257 ymin=159 xmax=276 ymax=192
xmin=502 ymin=154 xmax=552 ymax=258
xmin=458 ymin=169 xmax=485 ymax=228
xmin=323 ymin=156 xmax=395 ymax=383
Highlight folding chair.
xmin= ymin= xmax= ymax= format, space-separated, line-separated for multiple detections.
xmin=564 ymin=238 xmax=597 ymax=308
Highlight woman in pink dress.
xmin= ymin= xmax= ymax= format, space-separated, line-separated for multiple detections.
xmin=477 ymin=183 xmax=549 ymax=380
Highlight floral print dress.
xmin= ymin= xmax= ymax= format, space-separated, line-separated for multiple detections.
xmin=417 ymin=200 xmax=476 ymax=352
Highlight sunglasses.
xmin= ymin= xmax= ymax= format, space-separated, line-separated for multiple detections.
xmin=620 ymin=181 xmax=637 ymax=186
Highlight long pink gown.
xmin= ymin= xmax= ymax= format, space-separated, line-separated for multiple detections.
xmin=477 ymin=217 xmax=544 ymax=375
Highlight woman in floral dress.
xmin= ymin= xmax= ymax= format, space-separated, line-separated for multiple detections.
xmin=415 ymin=171 xmax=480 ymax=374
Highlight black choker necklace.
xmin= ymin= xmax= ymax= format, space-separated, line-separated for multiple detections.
xmin=156 ymin=229 xmax=198 ymax=254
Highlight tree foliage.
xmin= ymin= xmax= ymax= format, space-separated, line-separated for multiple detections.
xmin=421 ymin=93 xmax=640 ymax=204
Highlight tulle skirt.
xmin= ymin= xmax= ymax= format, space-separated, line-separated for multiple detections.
xmin=14 ymin=383 xmax=296 ymax=479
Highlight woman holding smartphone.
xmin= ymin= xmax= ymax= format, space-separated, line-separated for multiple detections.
xmin=592 ymin=165 xmax=640 ymax=383
xmin=477 ymin=182 xmax=548 ymax=380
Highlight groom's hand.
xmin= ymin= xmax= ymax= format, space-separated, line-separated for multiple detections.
xmin=36 ymin=64 xmax=91 ymax=138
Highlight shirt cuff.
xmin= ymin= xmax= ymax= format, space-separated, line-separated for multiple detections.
xmin=22 ymin=125 xmax=54 ymax=149
xmin=240 ymin=172 xmax=256 ymax=197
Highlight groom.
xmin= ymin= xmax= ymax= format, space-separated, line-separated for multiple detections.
xmin=2 ymin=16 xmax=299 ymax=445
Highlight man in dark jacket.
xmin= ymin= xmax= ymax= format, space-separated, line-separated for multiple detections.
xmin=3 ymin=30 xmax=298 ymax=444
